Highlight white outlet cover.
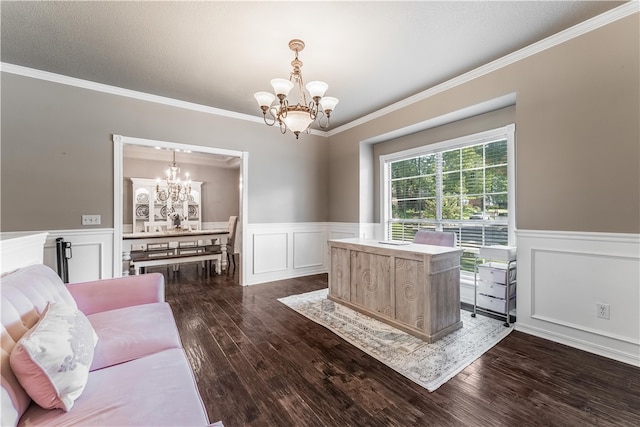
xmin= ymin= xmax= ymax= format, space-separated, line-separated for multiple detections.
xmin=596 ymin=303 xmax=610 ymax=319
xmin=82 ymin=215 xmax=101 ymax=225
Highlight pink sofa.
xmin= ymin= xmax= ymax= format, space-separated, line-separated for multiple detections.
xmin=1 ymin=264 xmax=213 ymax=426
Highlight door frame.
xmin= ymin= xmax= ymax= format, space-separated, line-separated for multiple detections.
xmin=113 ymin=134 xmax=249 ymax=284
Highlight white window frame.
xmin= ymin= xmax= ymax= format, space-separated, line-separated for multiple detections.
xmin=380 ymin=124 xmax=516 ymax=248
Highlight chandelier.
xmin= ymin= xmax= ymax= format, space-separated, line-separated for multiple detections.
xmin=254 ymin=39 xmax=339 ymax=139
xmin=155 ymin=151 xmax=192 ymax=203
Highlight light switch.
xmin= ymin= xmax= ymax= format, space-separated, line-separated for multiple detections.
xmin=82 ymin=215 xmax=101 ymax=225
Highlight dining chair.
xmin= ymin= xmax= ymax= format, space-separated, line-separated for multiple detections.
xmin=182 ymin=220 xmax=201 ymax=231
xmin=412 ymin=230 xmax=456 ymax=247
xmin=227 ymin=216 xmax=239 ymax=269
xmin=144 ymin=222 xmax=167 ymax=233
xmin=207 ymin=216 xmax=238 ymax=271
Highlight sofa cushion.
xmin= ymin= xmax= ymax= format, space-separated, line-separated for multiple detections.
xmin=18 ymin=349 xmax=210 ymax=426
xmin=2 ymin=345 xmax=30 ymax=427
xmin=2 ymin=264 xmax=77 ymax=426
xmin=1 ymin=264 xmax=77 ymax=344
xmin=88 ymin=302 xmax=182 ymax=371
xmin=10 ymin=303 xmax=98 ymax=412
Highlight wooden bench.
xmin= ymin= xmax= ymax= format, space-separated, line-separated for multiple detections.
xmin=130 ymin=248 xmax=222 ymax=275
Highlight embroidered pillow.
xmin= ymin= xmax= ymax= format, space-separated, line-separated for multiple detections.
xmin=9 ymin=302 xmax=98 ymax=412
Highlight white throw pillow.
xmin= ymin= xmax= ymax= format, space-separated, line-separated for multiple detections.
xmin=10 ymin=302 xmax=98 ymax=411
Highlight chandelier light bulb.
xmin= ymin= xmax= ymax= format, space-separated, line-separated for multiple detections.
xmin=254 ymin=91 xmax=276 ymax=110
xmin=319 ymin=96 xmax=339 ymax=114
xmin=306 ymin=81 xmax=328 ymax=101
xmin=270 ymin=78 xmax=294 ymax=98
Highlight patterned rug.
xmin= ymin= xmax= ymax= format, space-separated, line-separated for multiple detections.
xmin=278 ymin=288 xmax=513 ymax=392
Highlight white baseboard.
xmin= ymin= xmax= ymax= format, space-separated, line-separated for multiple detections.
xmin=515 ymin=322 xmax=639 ymax=366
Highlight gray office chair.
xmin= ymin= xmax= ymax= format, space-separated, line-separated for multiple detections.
xmin=412 ymin=230 xmax=456 ymax=247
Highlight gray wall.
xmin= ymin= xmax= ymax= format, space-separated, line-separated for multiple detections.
xmin=2 ymin=14 xmax=637 ymax=235
xmin=1 ymin=73 xmax=328 ymax=231
xmin=328 ymin=14 xmax=639 ymax=234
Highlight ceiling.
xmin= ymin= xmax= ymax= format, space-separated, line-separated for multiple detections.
xmin=1 ymin=1 xmax=627 ymax=131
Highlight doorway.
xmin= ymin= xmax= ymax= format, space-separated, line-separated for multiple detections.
xmin=113 ymin=134 xmax=248 ymax=284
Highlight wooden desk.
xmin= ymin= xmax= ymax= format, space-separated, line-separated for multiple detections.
xmin=328 ymin=238 xmax=463 ymax=343
xmin=123 ymin=229 xmax=229 ymax=272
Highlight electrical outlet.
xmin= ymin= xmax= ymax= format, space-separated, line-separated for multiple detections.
xmin=596 ymin=303 xmax=610 ymax=320
xmin=82 ymin=215 xmax=101 ymax=225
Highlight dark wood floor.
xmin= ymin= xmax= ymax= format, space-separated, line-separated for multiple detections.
xmin=162 ymin=264 xmax=640 ymax=427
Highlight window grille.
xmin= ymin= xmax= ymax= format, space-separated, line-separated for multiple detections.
xmin=382 ymin=125 xmax=515 ymax=273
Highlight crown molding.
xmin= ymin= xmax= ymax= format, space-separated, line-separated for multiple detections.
xmin=2 ymin=1 xmax=636 ymax=139
xmin=0 ymin=62 xmax=328 ymax=138
xmin=0 ymin=62 xmax=263 ymax=123
xmin=327 ymin=1 xmax=639 ymax=137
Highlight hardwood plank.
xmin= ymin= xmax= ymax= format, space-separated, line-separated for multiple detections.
xmin=164 ymin=266 xmax=640 ymax=427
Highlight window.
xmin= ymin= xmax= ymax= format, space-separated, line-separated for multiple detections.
xmin=381 ymin=125 xmax=515 ymax=273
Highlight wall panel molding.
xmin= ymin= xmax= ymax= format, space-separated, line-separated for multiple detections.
xmin=515 ymin=229 xmax=639 ymax=366
xmin=293 ymin=231 xmax=324 ymax=269
xmin=530 ymin=248 xmax=639 ymax=343
xmin=252 ymin=232 xmax=288 ymax=275
xmin=2 ymin=229 xmax=114 ymax=282
xmin=43 ymin=229 xmax=114 ymax=282
xmin=245 ymin=222 xmax=363 ymax=285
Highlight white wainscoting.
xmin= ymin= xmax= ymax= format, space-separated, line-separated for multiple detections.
xmin=5 ymin=225 xmax=635 ymax=365
xmin=253 ymin=232 xmax=289 ymax=274
xmin=515 ymin=229 xmax=640 ymax=366
xmin=327 ymin=222 xmax=361 ymax=241
xmin=0 ymin=229 xmax=114 ymax=283
xmin=44 ymin=229 xmax=114 ymax=283
xmin=0 ymin=232 xmax=48 ymax=274
xmin=293 ymin=231 xmax=324 ymax=269
xmin=245 ymin=222 xmax=361 ymax=285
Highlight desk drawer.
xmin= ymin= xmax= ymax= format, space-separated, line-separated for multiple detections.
xmin=477 ymin=280 xmax=515 ymax=299
xmin=478 ymin=262 xmax=516 ymax=285
xmin=477 ymin=294 xmax=515 ymax=314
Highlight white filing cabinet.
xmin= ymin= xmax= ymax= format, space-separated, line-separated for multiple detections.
xmin=472 ymin=245 xmax=516 ymax=327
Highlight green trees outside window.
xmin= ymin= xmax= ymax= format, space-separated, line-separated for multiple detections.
xmin=387 ymin=139 xmax=509 ymax=270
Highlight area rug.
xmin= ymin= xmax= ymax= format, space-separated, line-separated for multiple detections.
xmin=278 ymin=288 xmax=513 ymax=392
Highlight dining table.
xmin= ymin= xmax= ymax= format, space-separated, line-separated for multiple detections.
xmin=122 ymin=228 xmax=230 ymax=272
